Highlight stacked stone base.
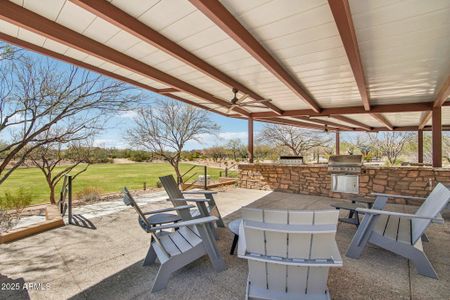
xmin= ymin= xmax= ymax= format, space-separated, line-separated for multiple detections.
xmin=238 ymin=164 xmax=450 ymax=205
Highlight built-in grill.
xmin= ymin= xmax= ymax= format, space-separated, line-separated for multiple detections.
xmin=328 ymin=155 xmax=363 ymax=194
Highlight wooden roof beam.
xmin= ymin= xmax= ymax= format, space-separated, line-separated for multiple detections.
xmin=330 ymin=115 xmax=372 ymax=131
xmin=418 ymin=75 xmax=450 ymax=129
xmin=190 ymin=0 xmax=321 ymax=113
xmin=295 ymin=116 xmax=355 ymax=131
xmin=0 ymin=1 xmax=250 ymax=117
xmin=158 ymin=88 xmax=180 ymax=94
xmin=251 ymin=102 xmax=433 ymax=118
xmin=70 ymin=0 xmax=283 ymax=115
xmin=259 ymin=118 xmax=338 ymax=131
xmin=370 ymin=113 xmax=393 ymax=130
xmin=328 ymin=0 xmax=370 ymax=111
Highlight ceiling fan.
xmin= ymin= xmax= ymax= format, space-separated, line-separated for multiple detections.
xmin=198 ymin=88 xmax=272 ymax=114
xmin=224 ymin=88 xmax=272 ymax=114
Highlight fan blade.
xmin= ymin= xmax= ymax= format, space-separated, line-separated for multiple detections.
xmin=241 ymin=99 xmax=271 ymax=105
xmin=237 ymin=94 xmax=249 ymax=104
xmin=226 ymin=105 xmax=237 ymax=114
xmin=241 ymin=104 xmax=268 ymax=109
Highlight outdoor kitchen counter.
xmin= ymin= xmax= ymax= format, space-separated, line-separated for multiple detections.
xmin=238 ymin=163 xmax=450 ymax=204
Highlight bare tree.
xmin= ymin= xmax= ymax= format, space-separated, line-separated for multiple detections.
xmin=29 ymin=139 xmax=92 ymax=204
xmin=226 ymin=139 xmax=246 ymax=161
xmin=0 ymin=54 xmax=140 ymax=184
xmin=127 ymin=100 xmax=219 ymax=182
xmin=368 ymin=132 xmax=414 ymax=165
xmin=258 ymin=124 xmax=330 ymax=156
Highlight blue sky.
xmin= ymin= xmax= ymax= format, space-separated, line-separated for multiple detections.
xmin=94 ymin=98 xmax=267 ymax=150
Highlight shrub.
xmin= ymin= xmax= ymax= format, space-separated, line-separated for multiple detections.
xmin=75 ymin=187 xmax=104 ymax=202
xmin=0 ymin=188 xmax=33 ymax=233
xmin=155 ymin=181 xmax=162 ymax=188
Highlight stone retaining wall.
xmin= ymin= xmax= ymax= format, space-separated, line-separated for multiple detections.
xmin=238 ymin=164 xmax=450 ymax=204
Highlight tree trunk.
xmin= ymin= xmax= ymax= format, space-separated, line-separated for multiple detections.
xmin=49 ymin=184 xmax=56 ymax=205
xmin=172 ymin=162 xmax=182 ymax=184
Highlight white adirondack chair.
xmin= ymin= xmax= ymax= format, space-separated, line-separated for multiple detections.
xmin=346 ymin=183 xmax=450 ymax=279
xmin=238 ymin=208 xmax=342 ymax=300
xmin=122 ymin=188 xmax=226 ymax=292
xmin=159 ymin=175 xmax=225 ymax=227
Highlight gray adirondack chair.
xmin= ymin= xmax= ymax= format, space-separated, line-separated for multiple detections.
xmin=159 ymin=175 xmax=225 ymax=227
xmin=122 ymin=187 xmax=226 ymax=292
xmin=346 ymin=183 xmax=450 ymax=279
xmin=238 ymin=208 xmax=342 ymax=300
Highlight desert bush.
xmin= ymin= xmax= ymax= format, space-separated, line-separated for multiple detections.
xmin=0 ymin=188 xmax=33 ymax=233
xmin=75 ymin=187 xmax=104 ymax=202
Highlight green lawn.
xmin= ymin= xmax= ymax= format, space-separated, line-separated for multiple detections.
xmin=0 ymin=162 xmax=235 ymax=205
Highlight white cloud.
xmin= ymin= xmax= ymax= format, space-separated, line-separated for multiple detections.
xmin=117 ymin=110 xmax=138 ymax=119
xmin=185 ymin=131 xmax=254 ymax=149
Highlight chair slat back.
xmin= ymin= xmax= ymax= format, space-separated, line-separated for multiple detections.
xmin=411 ymin=183 xmax=450 ymax=243
xmin=160 ymin=175 xmax=193 ymax=220
xmin=123 ymin=187 xmax=151 ymax=229
xmin=308 ymin=210 xmax=338 ymax=294
xmin=160 ymin=175 xmax=185 ymax=205
xmin=241 ymin=208 xmax=339 ymax=296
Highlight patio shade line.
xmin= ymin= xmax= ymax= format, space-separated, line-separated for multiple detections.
xmin=0 ymin=32 xmax=234 ymax=118
xmin=370 ymin=113 xmax=393 ymax=131
xmin=0 ymin=1 xmax=251 ymax=117
xmin=419 ymin=75 xmax=450 ymax=129
xmin=189 ymin=0 xmax=322 ymax=113
xmin=70 ymin=0 xmax=284 ymax=116
xmin=328 ymin=0 xmax=370 ymax=111
xmin=295 ymin=116 xmax=355 ymax=131
xmin=330 ymin=115 xmax=372 ymax=131
xmin=250 ymin=102 xmax=433 ymax=118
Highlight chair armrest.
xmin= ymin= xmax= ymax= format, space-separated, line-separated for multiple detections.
xmin=371 ymin=193 xmax=426 ymax=201
xmin=356 ymin=208 xmax=444 ymax=224
xmin=147 ymin=216 xmax=218 ymax=231
xmin=182 ymin=190 xmax=217 ymax=195
xmin=170 ymin=198 xmax=210 ymax=203
xmin=143 ymin=205 xmax=195 ymax=215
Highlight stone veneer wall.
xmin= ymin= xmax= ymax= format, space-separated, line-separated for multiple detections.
xmin=238 ymin=164 xmax=450 ymax=204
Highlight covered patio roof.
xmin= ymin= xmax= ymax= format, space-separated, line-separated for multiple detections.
xmin=0 ymin=0 xmax=449 ymax=165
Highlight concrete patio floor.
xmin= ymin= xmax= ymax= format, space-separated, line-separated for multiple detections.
xmin=1 ymin=188 xmax=449 ymax=300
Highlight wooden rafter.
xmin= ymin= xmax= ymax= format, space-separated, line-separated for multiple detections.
xmin=158 ymin=88 xmax=179 ymax=94
xmin=70 ymin=0 xmax=283 ymax=115
xmin=419 ymin=75 xmax=450 ymax=129
xmin=370 ymin=113 xmax=393 ymax=130
xmin=0 ymin=1 xmax=250 ymax=116
xmin=330 ymin=115 xmax=371 ymax=131
xmin=190 ymin=0 xmax=321 ymax=113
xmin=251 ymin=102 xmax=432 ymax=118
xmin=260 ymin=118 xmax=339 ymax=131
xmin=328 ymin=0 xmax=370 ymax=111
xmin=295 ymin=117 xmax=355 ymax=131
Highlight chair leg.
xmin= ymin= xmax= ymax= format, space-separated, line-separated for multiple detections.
xmin=421 ymin=233 xmax=430 ymax=242
xmin=230 ymin=234 xmax=239 ymax=255
xmin=151 ymin=262 xmax=173 ymax=292
xmin=346 ymin=215 xmax=377 ymax=259
xmin=197 ymin=223 xmax=226 ymax=272
xmin=143 ymin=243 xmax=157 ymax=266
xmin=411 ymin=249 xmax=438 ymax=279
xmin=205 ymin=194 xmax=225 ymax=228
